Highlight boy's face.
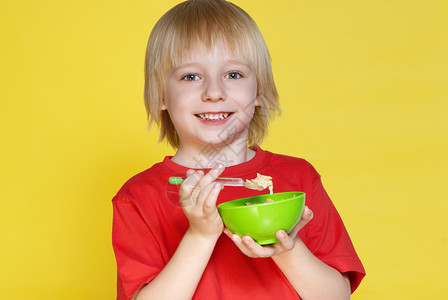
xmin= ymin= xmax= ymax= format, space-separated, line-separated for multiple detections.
xmin=162 ymin=46 xmax=259 ymax=150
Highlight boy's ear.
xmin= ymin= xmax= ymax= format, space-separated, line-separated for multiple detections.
xmin=254 ymin=94 xmax=261 ymax=106
xmin=159 ymin=96 xmax=168 ymax=110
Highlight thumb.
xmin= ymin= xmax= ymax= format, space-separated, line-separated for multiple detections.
xmin=289 ymin=206 xmax=313 ymax=237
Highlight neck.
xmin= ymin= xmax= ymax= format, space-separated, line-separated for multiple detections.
xmin=171 ymin=137 xmax=256 ymax=169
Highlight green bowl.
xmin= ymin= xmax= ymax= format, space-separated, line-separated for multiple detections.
xmin=217 ymin=192 xmax=306 ymax=245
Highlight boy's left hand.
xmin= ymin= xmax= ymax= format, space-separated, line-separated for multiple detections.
xmin=223 ymin=206 xmax=313 ymax=258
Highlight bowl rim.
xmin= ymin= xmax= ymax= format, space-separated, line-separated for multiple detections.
xmin=217 ymin=191 xmax=305 ymax=210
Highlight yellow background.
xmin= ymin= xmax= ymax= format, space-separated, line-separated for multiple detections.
xmin=1 ymin=0 xmax=447 ymax=299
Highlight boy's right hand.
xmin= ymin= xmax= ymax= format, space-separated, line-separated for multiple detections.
xmin=179 ymin=164 xmax=225 ymax=240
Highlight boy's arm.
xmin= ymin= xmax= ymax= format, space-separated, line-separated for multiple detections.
xmin=131 ymin=229 xmax=219 ymax=300
xmin=224 ymin=207 xmax=351 ymax=299
xmin=132 ymin=165 xmax=225 ymax=300
xmin=271 ymin=237 xmax=351 ymax=299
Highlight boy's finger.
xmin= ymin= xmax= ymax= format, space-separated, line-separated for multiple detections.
xmin=186 ymin=169 xmax=196 ymax=177
xmin=179 ymin=170 xmax=204 ymax=207
xmin=241 ymin=236 xmax=269 ymax=258
xmin=290 ymin=206 xmax=313 ymax=236
xmin=182 ymin=170 xmax=204 ymax=188
xmin=203 ymin=182 xmax=223 ymax=214
xmin=199 ymin=164 xmax=225 ymax=188
xmin=192 ymin=164 xmax=225 ymax=207
xmin=276 ymin=230 xmax=295 ymax=250
xmin=223 ymin=227 xmax=232 ymax=237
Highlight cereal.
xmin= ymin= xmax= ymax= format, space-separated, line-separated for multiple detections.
xmin=244 ymin=173 xmax=275 ymax=206
xmin=245 ymin=198 xmax=274 ymax=205
xmin=245 ymin=173 xmax=274 ymax=194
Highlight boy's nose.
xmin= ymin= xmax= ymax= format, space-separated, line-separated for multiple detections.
xmin=202 ymin=78 xmax=226 ymax=102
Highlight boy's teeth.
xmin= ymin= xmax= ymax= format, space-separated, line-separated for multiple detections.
xmin=197 ymin=113 xmax=230 ymax=120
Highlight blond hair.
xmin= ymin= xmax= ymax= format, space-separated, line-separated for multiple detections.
xmin=144 ymin=0 xmax=280 ymax=149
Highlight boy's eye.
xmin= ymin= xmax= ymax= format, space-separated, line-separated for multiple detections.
xmin=225 ymin=72 xmax=242 ymax=79
xmin=182 ymin=74 xmax=200 ymax=81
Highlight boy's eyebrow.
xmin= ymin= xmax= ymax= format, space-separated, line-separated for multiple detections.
xmin=172 ymin=62 xmax=197 ymax=70
xmin=225 ymin=58 xmax=249 ymax=65
xmin=173 ymin=59 xmax=251 ymax=70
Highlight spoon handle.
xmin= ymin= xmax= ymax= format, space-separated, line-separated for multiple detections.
xmin=169 ymin=176 xmax=245 ymax=186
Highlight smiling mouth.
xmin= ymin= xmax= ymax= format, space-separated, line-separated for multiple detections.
xmin=195 ymin=112 xmax=233 ymax=121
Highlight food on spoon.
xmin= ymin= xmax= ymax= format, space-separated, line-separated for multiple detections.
xmin=245 ymin=173 xmax=274 ymax=194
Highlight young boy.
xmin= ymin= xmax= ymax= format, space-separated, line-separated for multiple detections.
xmin=112 ymin=0 xmax=365 ymax=299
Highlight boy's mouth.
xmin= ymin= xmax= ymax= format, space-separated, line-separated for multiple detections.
xmin=195 ymin=112 xmax=233 ymax=121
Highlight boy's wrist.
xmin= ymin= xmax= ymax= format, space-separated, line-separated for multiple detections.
xmin=185 ymin=227 xmax=222 ymax=246
xmin=272 ymin=237 xmax=305 ymax=261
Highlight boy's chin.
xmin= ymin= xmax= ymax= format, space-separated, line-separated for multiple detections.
xmin=199 ymin=138 xmax=229 ymax=147
xmin=209 ymin=132 xmax=247 ymax=146
xmin=199 ymin=139 xmax=247 ymax=152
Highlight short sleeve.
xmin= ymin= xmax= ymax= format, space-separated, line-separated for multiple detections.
xmin=112 ymin=195 xmax=164 ymax=299
xmin=303 ymin=174 xmax=366 ymax=293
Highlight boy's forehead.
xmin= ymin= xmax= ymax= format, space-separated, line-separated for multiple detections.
xmin=171 ymin=41 xmax=249 ymax=68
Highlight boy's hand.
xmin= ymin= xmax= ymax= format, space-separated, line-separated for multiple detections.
xmin=224 ymin=206 xmax=313 ymax=258
xmin=179 ymin=164 xmax=225 ymax=240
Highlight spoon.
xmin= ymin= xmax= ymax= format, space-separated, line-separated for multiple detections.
xmin=169 ymin=176 xmax=267 ymax=191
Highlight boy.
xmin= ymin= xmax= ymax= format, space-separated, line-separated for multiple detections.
xmin=112 ymin=0 xmax=365 ymax=299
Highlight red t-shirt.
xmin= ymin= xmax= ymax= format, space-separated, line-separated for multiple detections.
xmin=112 ymin=148 xmax=365 ymax=299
